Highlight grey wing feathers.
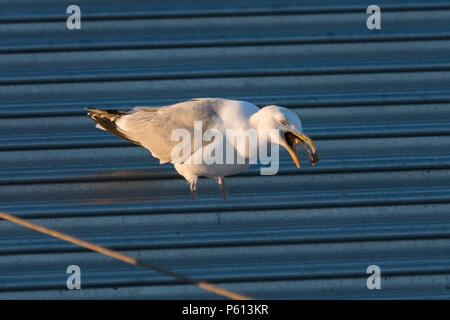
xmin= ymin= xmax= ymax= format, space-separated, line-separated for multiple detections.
xmin=88 ymin=99 xmax=223 ymax=164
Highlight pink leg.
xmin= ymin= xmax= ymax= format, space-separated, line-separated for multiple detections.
xmin=218 ymin=177 xmax=227 ymax=200
xmin=190 ymin=180 xmax=198 ymax=201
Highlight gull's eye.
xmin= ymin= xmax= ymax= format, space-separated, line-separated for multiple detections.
xmin=280 ymin=119 xmax=287 ymax=125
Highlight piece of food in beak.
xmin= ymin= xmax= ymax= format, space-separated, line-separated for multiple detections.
xmin=309 ymin=152 xmax=320 ymax=166
xmin=285 ymin=131 xmax=319 ymax=167
xmin=298 ymin=141 xmax=320 ymax=166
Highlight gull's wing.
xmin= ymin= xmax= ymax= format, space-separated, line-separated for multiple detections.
xmin=114 ymin=98 xmax=224 ymax=164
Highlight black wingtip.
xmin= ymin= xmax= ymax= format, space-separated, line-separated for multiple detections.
xmin=87 ymin=109 xmax=142 ymax=147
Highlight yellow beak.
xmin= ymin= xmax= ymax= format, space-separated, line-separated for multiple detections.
xmin=286 ymin=144 xmax=300 ymax=168
xmin=293 ymin=132 xmax=316 ymax=154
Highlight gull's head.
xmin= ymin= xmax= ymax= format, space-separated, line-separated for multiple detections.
xmin=253 ymin=105 xmax=318 ymax=168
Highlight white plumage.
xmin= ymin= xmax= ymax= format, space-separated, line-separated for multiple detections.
xmin=87 ymin=98 xmax=318 ymax=200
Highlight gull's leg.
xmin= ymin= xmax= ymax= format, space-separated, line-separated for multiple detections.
xmin=190 ymin=180 xmax=198 ymax=201
xmin=218 ymin=177 xmax=227 ymax=200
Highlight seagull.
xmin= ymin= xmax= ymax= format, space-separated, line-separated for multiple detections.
xmin=87 ymin=98 xmax=318 ymax=200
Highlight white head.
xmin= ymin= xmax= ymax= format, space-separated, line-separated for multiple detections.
xmin=250 ymin=105 xmax=317 ymax=167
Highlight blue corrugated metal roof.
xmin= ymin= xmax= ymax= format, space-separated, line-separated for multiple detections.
xmin=0 ymin=0 xmax=450 ymax=299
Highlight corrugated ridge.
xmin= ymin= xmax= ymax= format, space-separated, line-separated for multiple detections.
xmin=1 ymin=9 xmax=450 ymax=53
xmin=1 ymin=203 xmax=450 ymax=254
xmin=2 ymin=0 xmax=450 ymax=22
xmin=1 ymin=275 xmax=449 ymax=299
xmin=2 ymin=73 xmax=450 ymax=117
